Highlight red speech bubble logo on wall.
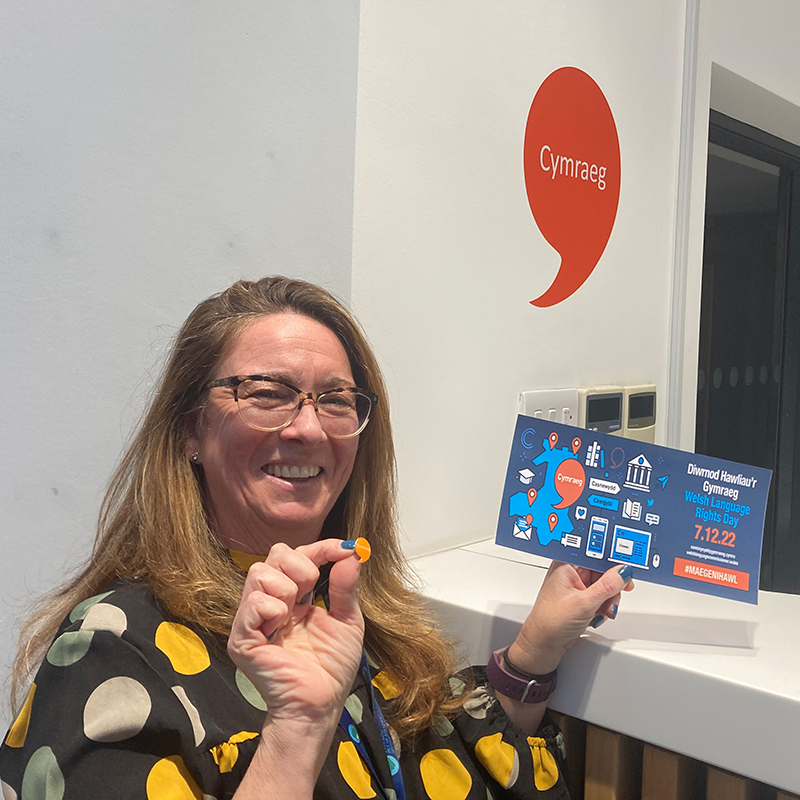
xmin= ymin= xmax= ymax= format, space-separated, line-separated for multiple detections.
xmin=523 ymin=67 xmax=621 ymax=307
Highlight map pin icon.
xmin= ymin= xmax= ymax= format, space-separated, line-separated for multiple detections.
xmin=572 ymin=437 xmax=581 ymax=455
xmin=526 ymin=514 xmax=533 ymax=525
xmin=548 ymin=432 xmax=559 ymax=449
xmin=527 ymin=487 xmax=537 ymax=505
xmin=548 ymin=513 xmax=558 ymax=532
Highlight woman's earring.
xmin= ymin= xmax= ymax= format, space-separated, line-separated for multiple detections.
xmin=191 ymin=452 xmax=200 ymax=463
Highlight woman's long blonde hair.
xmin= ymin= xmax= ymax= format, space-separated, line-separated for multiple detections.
xmin=11 ymin=277 xmax=464 ymax=735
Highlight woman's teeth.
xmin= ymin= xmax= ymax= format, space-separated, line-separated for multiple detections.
xmin=265 ymin=464 xmax=321 ymax=479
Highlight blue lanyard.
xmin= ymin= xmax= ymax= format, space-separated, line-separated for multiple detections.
xmin=338 ymin=651 xmax=406 ymax=800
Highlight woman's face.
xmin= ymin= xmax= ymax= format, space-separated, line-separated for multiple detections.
xmin=188 ymin=312 xmax=360 ymax=554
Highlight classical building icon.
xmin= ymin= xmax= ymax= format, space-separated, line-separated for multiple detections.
xmin=624 ymin=454 xmax=652 ymax=492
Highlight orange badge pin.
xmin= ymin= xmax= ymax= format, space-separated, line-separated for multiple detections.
xmin=354 ymin=537 xmax=371 ymax=563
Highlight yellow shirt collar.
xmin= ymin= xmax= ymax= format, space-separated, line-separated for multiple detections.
xmin=229 ymin=549 xmax=267 ymax=572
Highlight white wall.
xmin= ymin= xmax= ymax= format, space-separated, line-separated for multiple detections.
xmin=0 ymin=1 xmax=360 ymax=726
xmin=350 ymin=0 xmax=686 ymax=556
xmin=352 ymin=0 xmax=800 ymax=557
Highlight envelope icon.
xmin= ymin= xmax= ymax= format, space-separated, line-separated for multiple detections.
xmin=513 ymin=520 xmax=532 ymax=540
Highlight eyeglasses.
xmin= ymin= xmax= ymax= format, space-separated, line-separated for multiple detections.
xmin=206 ymin=375 xmax=378 ymax=439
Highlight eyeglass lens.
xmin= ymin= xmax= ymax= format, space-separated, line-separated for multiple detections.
xmin=236 ymin=379 xmax=371 ymax=436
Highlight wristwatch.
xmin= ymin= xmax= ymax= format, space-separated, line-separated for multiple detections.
xmin=486 ymin=648 xmax=558 ymax=704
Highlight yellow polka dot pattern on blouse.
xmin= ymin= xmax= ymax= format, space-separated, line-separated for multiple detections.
xmin=0 ymin=579 xmax=568 ymax=800
xmin=371 ymin=670 xmax=400 ymax=701
xmin=336 ymin=741 xmax=376 ymax=799
xmin=5 ymin=684 xmax=35 ymax=749
xmin=529 ymin=736 xmax=560 ymax=791
xmin=210 ymin=731 xmax=259 ymax=774
xmin=475 ymin=732 xmax=519 ymax=789
xmin=155 ymin=622 xmax=211 ymax=675
xmin=419 ymin=748 xmax=472 ymax=800
xmin=146 ymin=755 xmax=203 ymax=800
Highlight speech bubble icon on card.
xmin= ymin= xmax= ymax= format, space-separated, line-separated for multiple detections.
xmin=553 ymin=459 xmax=586 ymax=508
xmin=523 ymin=67 xmax=621 ymax=307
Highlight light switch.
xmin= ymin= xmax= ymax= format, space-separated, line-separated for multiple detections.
xmin=518 ymin=390 xmax=578 ymax=427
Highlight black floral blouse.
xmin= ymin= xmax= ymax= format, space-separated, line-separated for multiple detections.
xmin=0 ymin=580 xmax=569 ymax=799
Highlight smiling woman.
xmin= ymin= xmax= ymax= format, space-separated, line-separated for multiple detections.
xmin=190 ymin=314 xmax=362 ymax=554
xmin=1 ymin=276 xmax=632 ymax=800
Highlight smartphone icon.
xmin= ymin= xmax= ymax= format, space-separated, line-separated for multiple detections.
xmin=586 ymin=516 xmax=608 ymax=559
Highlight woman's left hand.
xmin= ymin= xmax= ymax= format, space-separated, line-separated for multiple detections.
xmin=506 ymin=561 xmax=635 ymax=676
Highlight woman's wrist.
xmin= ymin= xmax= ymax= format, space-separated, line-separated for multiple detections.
xmin=234 ymin=716 xmax=335 ymax=799
xmin=505 ymin=637 xmax=563 ymax=677
xmin=487 ymin=649 xmax=558 ymax=705
xmin=501 ymin=647 xmax=558 ymax=682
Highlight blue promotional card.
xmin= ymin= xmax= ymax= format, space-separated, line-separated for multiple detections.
xmin=495 ymin=416 xmax=772 ymax=604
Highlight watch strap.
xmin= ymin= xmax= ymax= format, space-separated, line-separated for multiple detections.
xmin=486 ymin=649 xmax=558 ymax=704
xmin=501 ymin=647 xmax=558 ymax=683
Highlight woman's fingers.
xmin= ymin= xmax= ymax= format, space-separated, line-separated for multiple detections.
xmin=579 ymin=564 xmax=632 ymax=602
xmin=230 ymin=590 xmax=290 ymax=650
xmin=531 ymin=562 xmax=634 ymax=637
xmin=246 ymin=539 xmax=358 ymax=601
xmin=262 ymin=542 xmax=322 ymax=603
xmin=294 ymin=538 xmax=369 ymax=568
xmin=583 ymin=565 xmax=634 ymax=625
xmin=326 ymin=555 xmax=363 ymax=627
xmin=245 ymin=562 xmax=308 ymax=609
xmin=595 ymin=591 xmax=622 ymax=622
xmin=237 ymin=538 xmax=367 ymax=641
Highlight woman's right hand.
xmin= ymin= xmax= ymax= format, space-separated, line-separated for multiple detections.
xmin=227 ymin=538 xmax=365 ymax=730
xmin=228 ymin=538 xmax=365 ymax=799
